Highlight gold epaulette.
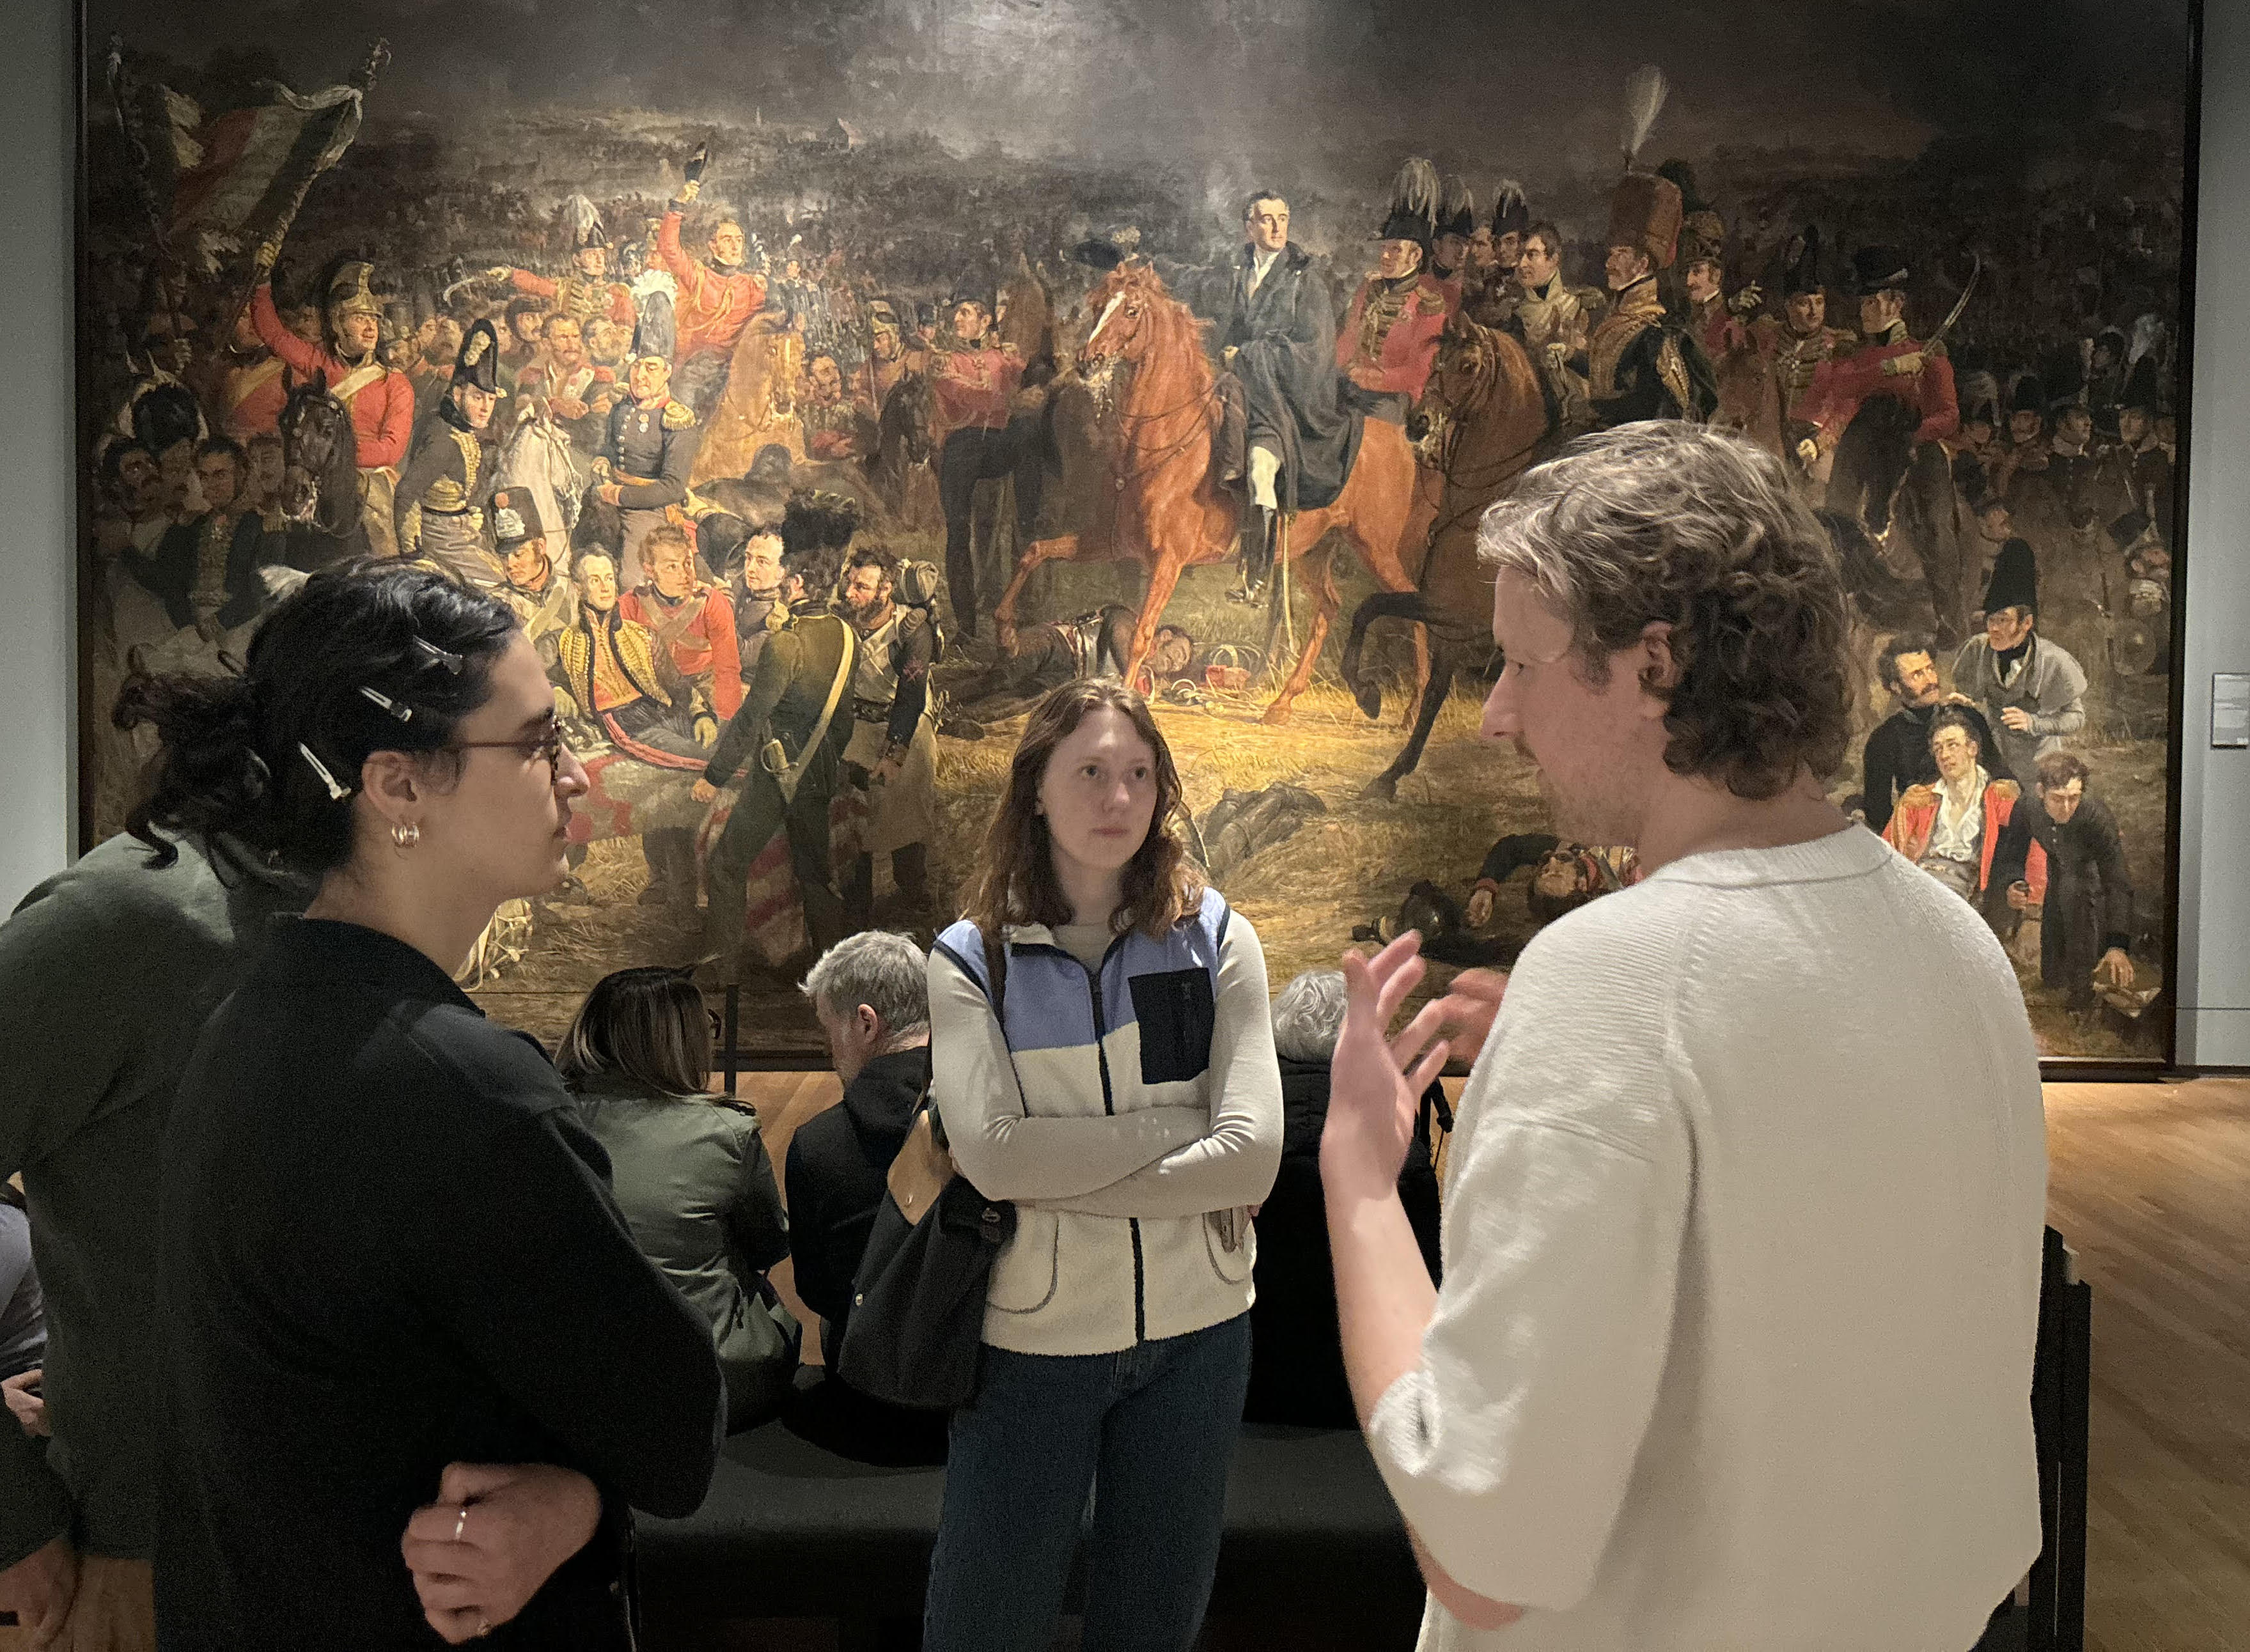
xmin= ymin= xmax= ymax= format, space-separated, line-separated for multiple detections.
xmin=662 ymin=400 xmax=697 ymax=431
xmin=1414 ymin=283 xmax=1449 ymax=316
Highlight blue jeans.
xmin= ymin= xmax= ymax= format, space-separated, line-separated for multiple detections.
xmin=923 ymin=1313 xmax=1252 ymax=1652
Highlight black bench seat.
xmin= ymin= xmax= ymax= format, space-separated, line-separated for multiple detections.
xmin=636 ymin=1419 xmax=1425 ymax=1631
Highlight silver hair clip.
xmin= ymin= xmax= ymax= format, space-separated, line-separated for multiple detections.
xmin=298 ymin=742 xmax=350 ymax=801
xmin=359 ymin=686 xmax=413 ymax=722
xmin=412 ymin=637 xmax=464 ymax=674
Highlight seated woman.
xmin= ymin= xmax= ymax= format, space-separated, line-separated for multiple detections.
xmin=1245 ymin=969 xmax=1444 ymax=1429
xmin=558 ymin=966 xmax=798 ymax=1433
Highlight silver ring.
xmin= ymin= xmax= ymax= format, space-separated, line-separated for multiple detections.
xmin=453 ymin=1505 xmax=469 ymax=1544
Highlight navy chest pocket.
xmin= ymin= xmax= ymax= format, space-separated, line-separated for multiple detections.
xmin=1130 ymin=967 xmax=1216 ymax=1086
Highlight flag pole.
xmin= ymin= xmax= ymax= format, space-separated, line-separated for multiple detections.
xmin=236 ymin=38 xmax=389 ymax=320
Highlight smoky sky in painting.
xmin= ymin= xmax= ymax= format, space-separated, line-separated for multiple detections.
xmin=90 ymin=0 xmax=2191 ymax=189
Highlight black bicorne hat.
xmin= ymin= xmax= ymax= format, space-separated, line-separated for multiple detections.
xmin=453 ymin=318 xmax=505 ymax=396
xmin=2107 ymin=509 xmax=2153 ymax=551
xmin=1781 ymin=226 xmax=1824 ymax=298
xmin=1983 ymin=537 xmax=2038 ymax=616
xmin=1378 ymin=157 xmax=1441 ymax=252
xmin=2008 ymin=373 xmax=2047 ymax=417
xmin=1489 ymin=180 xmax=1530 ymax=239
xmin=2121 ymin=355 xmax=2162 ymax=415
xmin=1848 ymin=244 xmax=1910 ymax=297
xmin=1437 ymin=175 xmax=1476 ymax=244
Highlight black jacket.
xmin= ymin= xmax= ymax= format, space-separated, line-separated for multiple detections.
xmin=157 ymin=919 xmax=724 ymax=1651
xmin=1185 ymin=241 xmax=1359 ymax=511
xmin=1244 ymin=1056 xmax=1444 ymax=1429
xmin=785 ymin=1047 xmax=930 ymax=1352
xmin=1990 ymin=793 xmax=2136 ymax=999
xmin=779 ymin=1047 xmax=946 ymax=1465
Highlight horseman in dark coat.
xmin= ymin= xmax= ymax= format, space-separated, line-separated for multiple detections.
xmin=1577 ymin=169 xmax=1718 ymax=429
xmin=1171 ymin=191 xmax=1360 ymax=604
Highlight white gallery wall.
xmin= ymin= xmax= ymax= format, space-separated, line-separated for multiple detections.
xmin=0 ymin=10 xmax=2243 ymax=1062
xmin=2176 ymin=6 xmax=2250 ymax=1066
xmin=0 ymin=0 xmax=75 ymax=915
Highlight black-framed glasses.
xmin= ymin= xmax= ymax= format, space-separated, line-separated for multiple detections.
xmin=449 ymin=716 xmax=568 ymax=780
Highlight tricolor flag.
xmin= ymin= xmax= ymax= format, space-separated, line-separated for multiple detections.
xmin=113 ymin=47 xmax=377 ymax=275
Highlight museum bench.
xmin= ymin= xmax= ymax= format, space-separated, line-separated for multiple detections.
xmin=634 ymin=1417 xmax=1425 ymax=1640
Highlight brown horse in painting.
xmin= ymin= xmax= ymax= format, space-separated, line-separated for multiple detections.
xmin=990 ymin=261 xmax=1421 ymax=724
xmin=1341 ymin=306 xmax=1550 ymax=799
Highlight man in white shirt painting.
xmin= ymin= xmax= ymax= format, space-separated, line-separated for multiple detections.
xmin=1322 ymin=421 xmax=2047 ymax=1651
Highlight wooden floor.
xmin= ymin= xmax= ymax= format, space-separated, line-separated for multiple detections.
xmin=726 ymin=1073 xmax=2250 ymax=1650
xmin=2044 ymin=1079 xmax=2250 ymax=1652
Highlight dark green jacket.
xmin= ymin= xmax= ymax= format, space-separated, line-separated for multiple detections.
xmin=568 ymin=1077 xmax=796 ymax=1431
xmin=705 ymin=609 xmax=857 ymax=789
xmin=0 ymin=832 xmax=306 ymax=1568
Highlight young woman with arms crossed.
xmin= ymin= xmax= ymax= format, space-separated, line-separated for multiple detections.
xmin=923 ymin=680 xmax=1284 ymax=1652
xmin=127 ymin=565 xmax=725 ymax=1649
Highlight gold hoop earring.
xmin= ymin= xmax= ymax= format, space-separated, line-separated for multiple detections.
xmin=391 ymin=822 xmax=421 ymax=848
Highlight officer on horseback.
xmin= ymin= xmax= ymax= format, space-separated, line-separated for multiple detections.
xmin=1577 ymin=169 xmax=1719 ymax=429
xmin=1795 ymin=245 xmax=1965 ymax=637
xmin=1182 ymin=189 xmax=1357 ymax=606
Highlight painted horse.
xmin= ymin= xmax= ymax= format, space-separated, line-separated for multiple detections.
xmin=1340 ymin=306 xmax=1550 ymax=799
xmin=991 ymin=260 xmax=1421 ymax=724
xmin=276 ymin=373 xmax=370 ymax=569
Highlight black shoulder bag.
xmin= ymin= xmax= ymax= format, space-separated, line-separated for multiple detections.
xmin=834 ymin=938 xmax=1017 ymax=1410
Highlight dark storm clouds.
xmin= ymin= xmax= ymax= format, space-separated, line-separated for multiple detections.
xmin=89 ymin=0 xmax=2192 ymax=204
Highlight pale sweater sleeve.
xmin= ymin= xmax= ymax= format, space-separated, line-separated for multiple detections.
xmin=927 ymin=947 xmax=1209 ymax=1201
xmin=1032 ymin=915 xmax=1284 ymax=1219
xmin=1362 ymin=903 xmax=1694 ymax=1612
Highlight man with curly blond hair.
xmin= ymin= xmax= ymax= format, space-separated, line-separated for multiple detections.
xmin=1320 ymin=422 xmax=2047 ymax=1651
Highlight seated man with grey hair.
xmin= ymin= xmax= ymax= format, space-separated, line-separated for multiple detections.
xmin=1245 ymin=970 xmax=1442 ymax=1430
xmin=1322 ymin=421 xmax=2045 ymax=1648
xmin=781 ymin=930 xmax=946 ymax=1463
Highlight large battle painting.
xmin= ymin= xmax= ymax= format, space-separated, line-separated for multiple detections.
xmin=76 ymin=1 xmax=2193 ymax=1061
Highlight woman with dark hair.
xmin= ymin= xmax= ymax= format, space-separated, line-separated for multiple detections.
xmin=558 ymin=967 xmax=797 ymax=1432
xmin=129 ymin=563 xmax=724 ymax=1649
xmin=921 ymin=680 xmax=1283 ymax=1652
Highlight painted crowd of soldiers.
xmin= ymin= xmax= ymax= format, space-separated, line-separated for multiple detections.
xmin=86 ymin=119 xmax=2175 ymax=1009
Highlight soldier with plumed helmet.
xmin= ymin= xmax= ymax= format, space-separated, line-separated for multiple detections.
xmin=246 ymin=255 xmax=417 ymax=556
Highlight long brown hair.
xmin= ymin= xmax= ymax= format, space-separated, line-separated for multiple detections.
xmin=963 ymin=680 xmax=1204 ymax=942
xmin=555 ymin=965 xmax=714 ymax=1099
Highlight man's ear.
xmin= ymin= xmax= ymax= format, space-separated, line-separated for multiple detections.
xmin=1636 ymin=620 xmax=1678 ymax=707
xmin=857 ymin=1002 xmax=884 ymax=1045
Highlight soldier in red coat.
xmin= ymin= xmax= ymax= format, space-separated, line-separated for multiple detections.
xmin=929 ymin=294 xmax=1041 ymax=639
xmin=205 ymin=307 xmax=289 ymax=444
xmin=657 ymin=159 xmax=772 ymax=421
xmin=247 ymin=258 xmax=416 ymax=557
xmin=1796 ymin=245 xmax=1965 ymax=635
xmin=485 ymin=222 xmax=636 ymax=333
xmin=620 ymin=522 xmax=744 ymax=724
xmin=1337 ymin=157 xmax=1451 ymax=417
xmin=1794 ymin=245 xmax=1960 ymax=515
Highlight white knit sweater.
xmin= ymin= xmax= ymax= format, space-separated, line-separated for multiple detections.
xmin=1366 ymin=825 xmax=2047 ymax=1651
